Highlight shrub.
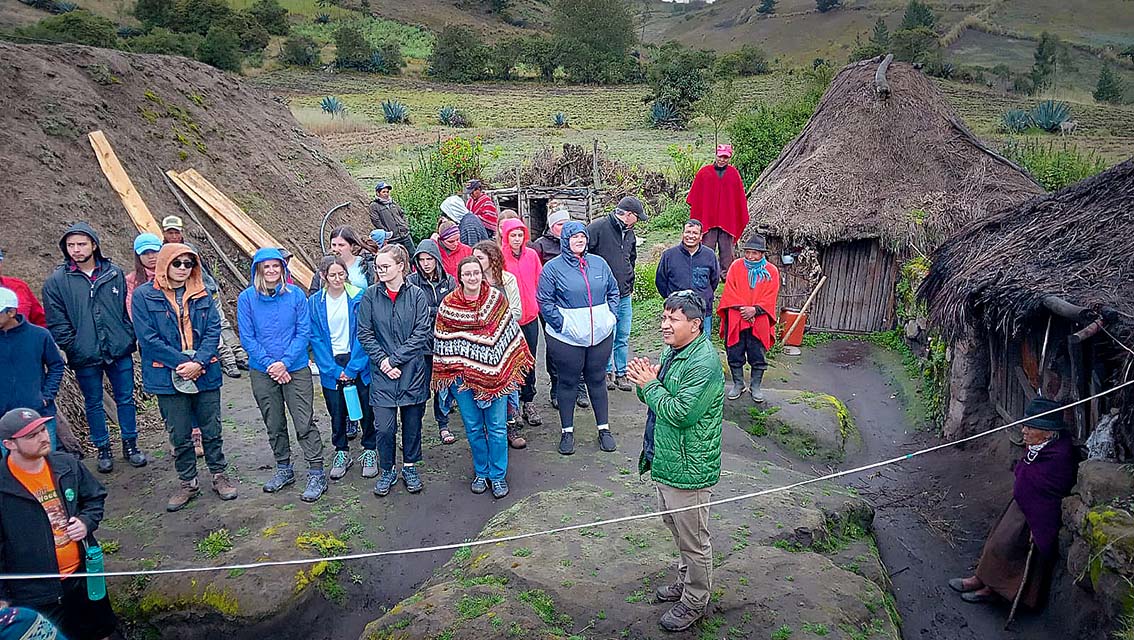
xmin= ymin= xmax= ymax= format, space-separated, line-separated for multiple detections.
xmin=372 ymin=41 xmax=405 ymax=74
xmin=714 ymin=45 xmax=769 ymax=77
xmin=52 ymin=2 xmax=78 ymax=13
xmin=133 ymin=0 xmax=176 ymax=27
xmin=334 ymin=24 xmax=372 ymax=69
xmin=522 ymin=35 xmax=559 ymax=81
xmin=633 ymin=261 xmax=660 ymax=301
xmin=320 ymin=96 xmax=346 ymax=118
xmin=892 ymin=26 xmax=939 ymax=64
xmin=172 ymin=0 xmax=234 ymax=36
xmin=18 ymin=10 xmax=117 ymax=48
xmin=646 ymin=194 xmax=691 ymax=235
xmin=248 ymin=0 xmax=289 ymax=36
xmin=1094 ymin=65 xmax=1126 ymax=104
xmin=1029 ymin=99 xmax=1071 ymax=132
xmin=196 ymin=25 xmax=242 ymax=72
xmin=216 ymin=11 xmax=270 ymax=53
xmin=428 ymin=24 xmax=489 ymax=82
xmin=1000 ymin=139 xmax=1107 ymax=191
xmin=1000 ymin=109 xmax=1032 ymax=134
xmin=728 ymin=98 xmax=815 ymax=185
xmin=489 ymin=36 xmax=525 ymax=80
xmin=646 ymin=42 xmax=715 ymax=128
xmin=816 ymin=0 xmax=841 ymax=12
xmin=125 ymin=27 xmax=203 ymax=57
xmin=437 ymin=135 xmax=483 ymax=181
xmin=900 ymin=0 xmax=936 ymax=30
xmin=394 ymin=150 xmax=464 ymax=240
xmin=382 ymin=99 xmax=410 ymax=124
xmin=665 ymin=144 xmax=699 ymax=190
xmin=280 ymin=35 xmax=319 ymax=66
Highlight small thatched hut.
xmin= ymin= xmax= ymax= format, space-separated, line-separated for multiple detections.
xmin=746 ymin=57 xmax=1043 ymax=333
xmin=921 ymin=159 xmax=1134 ymax=458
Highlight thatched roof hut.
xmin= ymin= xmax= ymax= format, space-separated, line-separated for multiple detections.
xmin=921 ymin=159 xmax=1134 ymax=458
xmin=745 ymin=57 xmax=1043 ymax=333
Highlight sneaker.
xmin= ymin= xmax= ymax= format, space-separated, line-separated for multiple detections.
xmin=402 ymin=466 xmax=423 ymax=493
xmin=122 ymin=438 xmax=148 ymax=468
xmin=262 ymin=465 xmax=296 ymax=493
xmin=221 ymin=362 xmax=242 ymax=379
xmin=598 ymin=429 xmax=617 ymax=452
xmin=329 ymin=451 xmax=352 ymax=480
xmin=558 ymin=431 xmax=575 ymax=456
xmin=166 ymin=478 xmax=200 ymax=512
xmin=96 ymin=445 xmax=114 ymax=473
xmin=192 ymin=430 xmax=204 ymax=458
xmin=521 ymin=402 xmax=543 ymax=426
xmin=373 ymin=468 xmax=398 ymax=496
xmin=359 ymin=450 xmax=379 ymax=478
xmin=576 ymin=386 xmax=590 ymax=408
xmin=345 ymin=420 xmax=359 ymax=440
xmin=655 ymin=582 xmax=683 ymax=603
xmin=491 ymin=478 xmax=509 ymax=499
xmin=615 ymin=375 xmax=633 ymax=392
xmin=470 ymin=476 xmax=488 ymax=494
xmin=212 ymin=473 xmax=238 ymax=501
xmin=606 ymin=373 xmax=616 ymax=390
xmin=507 ymin=423 xmax=527 ymax=449
xmin=659 ymin=602 xmax=703 ymax=632
xmin=301 ymin=471 xmax=328 ymax=503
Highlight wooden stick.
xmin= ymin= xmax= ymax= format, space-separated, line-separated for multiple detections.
xmin=1005 ymin=541 xmax=1035 ymax=630
xmin=783 ymin=275 xmax=828 ymax=344
xmin=88 ymin=130 xmax=163 ymax=236
xmin=161 ymin=171 xmax=248 ymax=287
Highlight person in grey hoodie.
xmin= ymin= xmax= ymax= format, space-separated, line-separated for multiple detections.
xmin=42 ymin=222 xmax=146 ymax=473
xmin=406 ymin=240 xmax=459 ymax=444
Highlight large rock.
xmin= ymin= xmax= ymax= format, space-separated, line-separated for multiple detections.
xmin=730 ymin=389 xmax=861 ymax=462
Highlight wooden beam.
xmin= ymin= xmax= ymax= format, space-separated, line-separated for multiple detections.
xmin=166 ymin=171 xmax=258 ymax=258
xmin=88 ymin=130 xmax=163 ymax=236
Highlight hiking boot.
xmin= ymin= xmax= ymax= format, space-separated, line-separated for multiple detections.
xmin=329 ymin=451 xmax=353 ymax=480
xmin=301 ymin=471 xmax=328 ymax=503
xmin=598 ymin=429 xmax=617 ymax=452
xmin=470 ymin=476 xmax=488 ymax=494
xmin=655 ymin=582 xmax=684 ymax=603
xmin=262 ymin=465 xmax=295 ymax=493
xmin=726 ymin=367 xmax=746 ymax=401
xmin=750 ymin=369 xmax=766 ymax=403
xmin=166 ymin=478 xmax=200 ymax=512
xmin=192 ymin=429 xmax=204 ymax=458
xmin=491 ymin=478 xmax=509 ymax=499
xmin=359 ymin=450 xmax=379 ymax=478
xmin=551 ymin=394 xmax=559 ymax=410
xmin=402 ymin=466 xmax=423 ymax=493
xmin=507 ymin=423 xmax=527 ymax=449
xmin=221 ymin=361 xmax=242 ymax=379
xmin=521 ymin=402 xmax=542 ymax=426
xmin=122 ymin=438 xmax=147 ymax=468
xmin=615 ymin=375 xmax=633 ymax=392
xmin=96 ymin=445 xmax=114 ymax=473
xmin=576 ymin=385 xmax=590 ymax=408
xmin=236 ymin=357 xmax=249 ymax=371
xmin=345 ymin=420 xmax=359 ymax=441
xmin=558 ymin=431 xmax=575 ymax=456
xmin=212 ymin=473 xmax=238 ymax=501
xmin=606 ymin=373 xmax=616 ymax=390
xmin=659 ymin=601 xmax=703 ymax=632
xmin=373 ymin=468 xmax=398 ymax=496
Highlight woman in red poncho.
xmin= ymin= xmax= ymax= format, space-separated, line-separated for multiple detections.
xmin=716 ymin=234 xmax=779 ymax=403
xmin=687 ymin=144 xmax=749 ymax=274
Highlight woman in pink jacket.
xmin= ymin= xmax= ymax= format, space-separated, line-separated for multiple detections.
xmin=499 ymin=218 xmax=544 ymax=430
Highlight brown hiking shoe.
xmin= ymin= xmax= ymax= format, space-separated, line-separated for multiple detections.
xmin=192 ymin=429 xmax=204 ymax=458
xmin=521 ymin=402 xmax=542 ymax=426
xmin=166 ymin=478 xmax=200 ymax=512
xmin=212 ymin=473 xmax=238 ymax=501
xmin=659 ymin=601 xmax=703 ymax=632
xmin=507 ymin=423 xmax=527 ymax=449
xmin=655 ymin=582 xmax=683 ymax=602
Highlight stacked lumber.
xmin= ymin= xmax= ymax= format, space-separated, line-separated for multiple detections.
xmin=88 ymin=130 xmax=163 ymax=236
xmin=167 ymin=169 xmax=314 ymax=289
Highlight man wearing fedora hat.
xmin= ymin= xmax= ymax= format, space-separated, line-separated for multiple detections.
xmin=686 ymin=144 xmax=749 ymax=274
xmin=369 ymin=182 xmax=415 ymax=260
xmin=716 ymin=234 xmax=780 ymax=402
xmin=949 ymin=397 xmax=1078 ymax=608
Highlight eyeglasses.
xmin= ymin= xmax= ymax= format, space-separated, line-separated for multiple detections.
xmin=375 ymin=264 xmax=395 ymax=273
xmin=170 ymin=259 xmax=196 ymax=269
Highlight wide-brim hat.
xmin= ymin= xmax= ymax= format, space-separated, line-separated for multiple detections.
xmin=1022 ymin=398 xmax=1066 ymax=431
xmin=172 ymin=350 xmax=200 ymax=395
xmin=742 ymin=235 xmax=768 ymax=252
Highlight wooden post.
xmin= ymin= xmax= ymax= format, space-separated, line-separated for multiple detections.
xmin=1067 ymin=337 xmax=1088 ymax=441
xmin=592 ymin=138 xmax=601 ymax=190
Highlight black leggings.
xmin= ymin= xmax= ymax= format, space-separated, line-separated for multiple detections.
xmin=519 ymin=320 xmax=539 ymax=403
xmin=546 ymin=333 xmax=614 ymax=430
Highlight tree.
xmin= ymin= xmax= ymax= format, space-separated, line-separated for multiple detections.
xmin=196 ymin=25 xmax=241 ymax=72
xmin=816 ymin=0 xmax=842 ymax=13
xmin=17 ymin=10 xmax=117 ymax=48
xmin=552 ymin=0 xmax=636 ymax=83
xmin=1031 ymin=32 xmax=1073 ymax=93
xmin=900 ymin=0 xmax=936 ymax=31
xmin=172 ymin=0 xmax=234 ymax=35
xmin=646 ymin=42 xmax=715 ymax=128
xmin=756 ymin=0 xmax=776 ymax=15
xmin=125 ymin=27 xmax=203 ymax=56
xmin=216 ymin=12 xmax=270 ymax=53
xmin=248 ymin=0 xmax=289 ymax=36
xmin=715 ymin=44 xmax=770 ymax=77
xmin=427 ymin=24 xmax=489 ymax=82
xmin=489 ymin=36 xmax=526 ymax=80
xmin=728 ymin=97 xmax=815 ymax=185
xmin=133 ymin=0 xmax=176 ymax=28
xmin=696 ymin=80 xmax=739 ymax=146
xmin=849 ymin=36 xmax=886 ymax=63
xmin=333 ymin=25 xmax=373 ymax=68
xmin=1094 ymin=65 xmax=1126 ymax=104
xmin=871 ymin=17 xmax=890 ymax=49
xmin=521 ymin=35 xmax=559 ymax=81
xmin=280 ymin=35 xmax=319 ymax=66
xmin=892 ymin=26 xmax=938 ymax=63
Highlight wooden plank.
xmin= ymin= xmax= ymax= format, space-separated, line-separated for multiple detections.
xmin=166 ymin=171 xmax=259 ymax=257
xmin=88 ymin=130 xmax=163 ymax=236
xmin=839 ymin=244 xmax=857 ymax=331
xmin=175 ymin=169 xmax=314 ymax=289
xmin=851 ymin=242 xmax=870 ymax=332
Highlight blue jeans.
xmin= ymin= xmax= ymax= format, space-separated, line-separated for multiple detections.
xmin=73 ymin=355 xmax=137 ymax=448
xmin=454 ymin=389 xmax=508 ymax=481
xmin=607 ymin=296 xmax=633 ymax=376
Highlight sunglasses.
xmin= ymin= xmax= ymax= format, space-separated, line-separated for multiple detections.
xmin=170 ymin=259 xmax=196 ymax=269
xmin=669 ymin=290 xmax=707 ymax=315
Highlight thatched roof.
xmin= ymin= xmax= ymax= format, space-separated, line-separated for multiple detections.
xmin=746 ymin=58 xmax=1043 ymax=250
xmin=921 ymin=158 xmax=1134 ymax=339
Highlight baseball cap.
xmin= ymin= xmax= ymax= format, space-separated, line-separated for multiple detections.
xmin=0 ymin=287 xmax=17 ymax=312
xmin=464 ymin=179 xmax=484 ymax=194
xmin=716 ymin=144 xmax=734 ymax=158
xmin=0 ymin=408 xmax=52 ymax=441
xmin=375 ymin=181 xmax=391 ymax=192
xmin=161 ymin=215 xmax=184 ymax=231
xmin=616 ymin=196 xmax=648 ymax=221
xmin=133 ymin=233 xmax=162 ymax=255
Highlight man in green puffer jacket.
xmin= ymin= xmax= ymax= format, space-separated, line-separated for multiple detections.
xmin=629 ymin=291 xmax=724 ymax=633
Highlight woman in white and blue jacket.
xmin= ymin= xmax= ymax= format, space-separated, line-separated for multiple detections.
xmin=536 ymin=220 xmax=620 ymax=457
xmin=309 ymin=256 xmax=376 ymax=482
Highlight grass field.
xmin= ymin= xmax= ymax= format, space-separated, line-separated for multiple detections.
xmin=987 ymin=0 xmax=1134 ymax=50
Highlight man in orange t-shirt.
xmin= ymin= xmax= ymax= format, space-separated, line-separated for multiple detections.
xmin=0 ymin=408 xmax=116 ymax=640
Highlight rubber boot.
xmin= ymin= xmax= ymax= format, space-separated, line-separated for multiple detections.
xmin=726 ymin=367 xmax=746 ymax=400
xmin=750 ymin=368 xmax=766 ymax=403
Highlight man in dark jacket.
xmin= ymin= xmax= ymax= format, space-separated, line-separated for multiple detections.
xmin=0 ymin=288 xmax=65 ymax=451
xmin=368 ymin=182 xmax=415 ymax=260
xmin=42 ymin=223 xmax=145 ymax=473
xmin=0 ymin=408 xmax=117 ymax=640
xmin=654 ymin=219 xmax=721 ymax=336
xmin=587 ymin=196 xmax=646 ymax=393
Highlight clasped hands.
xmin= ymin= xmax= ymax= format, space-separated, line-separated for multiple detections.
xmin=380 ymin=357 xmax=402 ymax=380
xmin=739 ymin=305 xmax=764 ymax=322
xmin=175 ymin=360 xmax=204 ymax=382
xmin=626 ymin=357 xmax=659 ymax=387
xmin=267 ymin=361 xmax=292 ymax=384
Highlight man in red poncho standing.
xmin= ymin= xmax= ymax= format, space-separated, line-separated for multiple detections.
xmin=716 ymin=235 xmax=779 ymax=403
xmin=686 ymin=144 xmax=749 ymax=274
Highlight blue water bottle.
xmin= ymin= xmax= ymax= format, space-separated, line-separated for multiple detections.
xmin=342 ymin=383 xmax=363 ymax=421
xmin=84 ymin=542 xmax=107 ymax=601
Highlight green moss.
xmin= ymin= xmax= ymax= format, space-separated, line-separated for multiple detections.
xmin=134 ymin=583 xmax=241 ymax=618
xmin=748 ymin=406 xmax=781 ymax=437
xmin=456 ymin=593 xmax=504 ymax=619
xmin=519 ymin=589 xmax=572 ymax=627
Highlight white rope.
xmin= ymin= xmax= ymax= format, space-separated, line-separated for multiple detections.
xmin=3 ymin=379 xmax=1131 ymax=581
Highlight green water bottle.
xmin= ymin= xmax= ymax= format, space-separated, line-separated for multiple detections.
xmin=84 ymin=542 xmax=107 ymax=601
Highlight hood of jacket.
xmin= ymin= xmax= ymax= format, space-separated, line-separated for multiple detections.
xmin=559 ymin=220 xmax=588 ymax=264
xmin=500 ymin=218 xmax=531 ymax=252
xmin=440 ymin=195 xmax=471 ymax=223
xmin=249 ymin=247 xmax=290 ymax=295
xmin=58 ymin=222 xmax=106 ymax=264
xmin=413 ymin=238 xmax=445 ymax=278
xmin=154 ymin=244 xmax=206 ymax=299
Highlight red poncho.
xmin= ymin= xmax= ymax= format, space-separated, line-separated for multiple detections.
xmin=686 ymin=164 xmax=749 ymax=239
xmin=467 ymin=193 xmax=499 ymax=232
xmin=717 ymin=259 xmax=780 ymax=349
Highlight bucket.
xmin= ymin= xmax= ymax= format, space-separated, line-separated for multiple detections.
xmin=780 ymin=308 xmax=807 ymax=347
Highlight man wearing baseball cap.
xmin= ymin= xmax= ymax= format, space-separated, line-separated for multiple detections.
xmin=686 ymin=144 xmax=749 ymax=274
xmin=369 ymin=182 xmax=415 ymax=259
xmin=0 ymin=247 xmax=47 ymax=328
xmin=465 ymin=179 xmax=499 ymax=236
xmin=0 ymin=287 xmax=65 ymax=451
xmin=161 ymin=215 xmax=185 ymax=245
xmin=0 ymin=408 xmax=117 ymax=640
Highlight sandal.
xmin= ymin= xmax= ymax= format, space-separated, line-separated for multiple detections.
xmin=440 ymin=429 xmax=457 ymax=445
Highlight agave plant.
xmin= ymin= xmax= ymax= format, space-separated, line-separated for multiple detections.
xmin=649 ymin=101 xmax=680 ymax=129
xmin=382 ymin=99 xmax=409 ymax=124
xmin=51 ymin=1 xmax=78 ymax=13
xmin=1000 ymin=109 xmax=1032 ymax=134
xmin=314 ymin=13 xmax=331 ymax=24
xmin=320 ymin=96 xmax=346 ymax=119
xmin=1029 ymin=100 xmax=1071 ymax=133
xmin=552 ymin=112 xmax=569 ymax=128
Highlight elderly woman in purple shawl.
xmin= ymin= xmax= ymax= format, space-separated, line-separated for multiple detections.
xmin=949 ymin=398 xmax=1079 ymax=607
